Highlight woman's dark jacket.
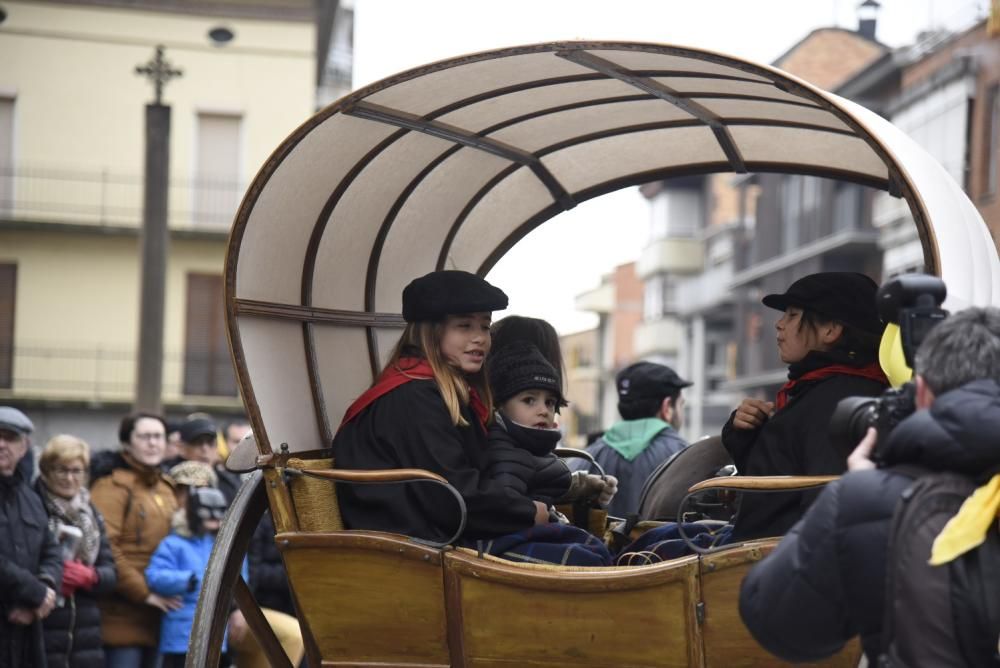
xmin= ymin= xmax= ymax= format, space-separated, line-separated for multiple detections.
xmin=36 ymin=483 xmax=118 ymax=668
xmin=485 ymin=417 xmax=571 ymax=505
xmin=0 ymin=470 xmax=63 ymax=668
xmin=332 ymin=379 xmax=537 ymax=541
xmin=739 ymin=379 xmax=1000 ymax=664
xmin=248 ymin=511 xmax=295 ymax=617
xmin=722 ymin=352 xmax=887 ymax=540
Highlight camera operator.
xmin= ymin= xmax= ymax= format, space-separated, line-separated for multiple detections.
xmin=738 ymin=306 xmax=1000 ymax=664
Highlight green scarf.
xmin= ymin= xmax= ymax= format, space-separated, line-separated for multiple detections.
xmin=602 ymin=417 xmax=672 ymax=462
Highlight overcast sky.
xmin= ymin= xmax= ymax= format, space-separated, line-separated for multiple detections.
xmin=352 ymin=0 xmax=985 ymax=334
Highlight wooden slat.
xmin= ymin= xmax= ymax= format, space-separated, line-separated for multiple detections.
xmin=689 ymin=475 xmax=839 ymax=493
xmin=235 ymin=298 xmax=406 ymax=327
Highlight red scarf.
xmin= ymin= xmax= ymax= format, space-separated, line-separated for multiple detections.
xmin=774 ymin=362 xmax=888 ymax=410
xmin=339 ymin=357 xmax=490 ymax=430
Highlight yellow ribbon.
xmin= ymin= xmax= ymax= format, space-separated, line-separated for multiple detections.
xmin=929 ymin=474 xmax=1000 ymax=566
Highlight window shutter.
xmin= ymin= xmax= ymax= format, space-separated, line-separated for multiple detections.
xmin=0 ymin=264 xmax=15 ymax=389
xmin=183 ymin=273 xmax=236 ymax=396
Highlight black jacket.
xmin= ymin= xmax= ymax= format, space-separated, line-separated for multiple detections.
xmin=248 ymin=511 xmax=295 ymax=617
xmin=40 ymin=503 xmax=118 ymax=668
xmin=739 ymin=379 xmax=1000 ymax=663
xmin=0 ymin=471 xmax=63 ymax=668
xmin=332 ymin=379 xmax=537 ymax=541
xmin=722 ymin=358 xmax=887 ymax=540
xmin=485 ymin=417 xmax=571 ymax=505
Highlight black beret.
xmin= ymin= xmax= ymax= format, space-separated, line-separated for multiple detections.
xmin=616 ymin=362 xmax=691 ymax=403
xmin=488 ymin=342 xmax=566 ymax=406
xmin=762 ymin=272 xmax=882 ymax=335
xmin=402 ymin=270 xmax=508 ymax=322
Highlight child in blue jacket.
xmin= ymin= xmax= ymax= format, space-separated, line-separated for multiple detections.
xmin=145 ymin=461 xmax=245 ymax=667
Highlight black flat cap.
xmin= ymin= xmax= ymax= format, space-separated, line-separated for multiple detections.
xmin=616 ymin=362 xmax=692 ymax=403
xmin=180 ymin=417 xmax=218 ymax=444
xmin=762 ymin=272 xmax=882 ymax=335
xmin=402 ymin=270 xmax=508 ymax=322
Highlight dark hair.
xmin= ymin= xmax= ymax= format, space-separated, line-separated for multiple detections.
xmin=224 ymin=417 xmax=250 ymax=437
xmin=618 ymin=387 xmax=681 ymax=421
xmin=915 ymin=306 xmax=1000 ymax=395
xmin=798 ymin=308 xmax=880 ymax=363
xmin=490 ymin=316 xmax=565 ymax=392
xmin=118 ymin=412 xmax=167 ymax=445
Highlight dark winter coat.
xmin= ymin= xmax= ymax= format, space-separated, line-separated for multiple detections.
xmin=722 ymin=358 xmax=887 ymax=540
xmin=739 ymin=379 xmax=1000 ymax=664
xmin=39 ymin=499 xmax=117 ymax=668
xmin=485 ymin=417 xmax=571 ymax=505
xmin=0 ymin=471 xmax=63 ymax=668
xmin=332 ymin=379 xmax=537 ymax=541
xmin=573 ymin=419 xmax=689 ymax=518
xmin=248 ymin=511 xmax=295 ymax=617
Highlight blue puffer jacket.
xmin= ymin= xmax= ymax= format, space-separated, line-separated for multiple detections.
xmin=145 ymin=532 xmax=248 ymax=655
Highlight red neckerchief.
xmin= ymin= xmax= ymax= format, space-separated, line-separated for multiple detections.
xmin=339 ymin=357 xmax=490 ymax=430
xmin=775 ymin=362 xmax=888 ymax=410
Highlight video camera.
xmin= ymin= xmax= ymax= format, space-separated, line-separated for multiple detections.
xmin=828 ymin=274 xmax=948 ymax=453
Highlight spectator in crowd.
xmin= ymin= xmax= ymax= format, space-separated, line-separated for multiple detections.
xmin=168 ymin=417 xmax=242 ymax=505
xmin=574 ymin=362 xmax=691 ymax=517
xmin=163 ymin=419 xmax=183 ymax=470
xmin=739 ymin=307 xmax=1000 ymax=664
xmin=36 ymin=434 xmax=117 ymax=668
xmin=145 ymin=461 xmax=240 ymax=668
xmin=221 ymin=417 xmax=251 ymax=462
xmin=722 ymin=272 xmax=887 ymax=540
xmin=90 ymin=412 xmax=178 ymax=668
xmin=0 ymin=406 xmax=61 ymax=668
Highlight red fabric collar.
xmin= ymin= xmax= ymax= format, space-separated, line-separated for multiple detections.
xmin=340 ymin=357 xmax=490 ymax=431
xmin=775 ymin=362 xmax=888 ymax=410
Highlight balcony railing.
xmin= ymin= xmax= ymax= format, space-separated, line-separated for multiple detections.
xmin=0 ymin=342 xmax=239 ymax=404
xmin=0 ymin=164 xmax=244 ymax=229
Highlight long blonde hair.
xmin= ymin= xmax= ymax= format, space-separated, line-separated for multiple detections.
xmin=385 ymin=320 xmax=493 ymax=427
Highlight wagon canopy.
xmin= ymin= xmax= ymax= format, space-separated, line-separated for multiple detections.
xmin=225 ymin=41 xmax=1000 ymax=455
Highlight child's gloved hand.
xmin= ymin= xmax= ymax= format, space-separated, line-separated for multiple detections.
xmin=597 ymin=475 xmax=618 ymax=508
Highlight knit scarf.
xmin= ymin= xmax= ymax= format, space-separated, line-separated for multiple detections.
xmin=340 ymin=357 xmax=490 ymax=431
xmin=39 ymin=480 xmax=101 ymax=565
xmin=930 ymin=473 xmax=1000 ymax=566
xmin=775 ymin=352 xmax=888 ymax=410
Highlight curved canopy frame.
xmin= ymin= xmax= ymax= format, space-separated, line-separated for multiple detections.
xmin=224 ymin=41 xmax=1000 ymax=456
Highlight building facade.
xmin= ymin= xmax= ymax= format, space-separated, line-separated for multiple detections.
xmin=0 ymin=0 xmax=343 ymax=445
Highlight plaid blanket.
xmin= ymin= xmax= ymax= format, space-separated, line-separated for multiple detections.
xmin=465 ymin=523 xmax=614 ymax=566
xmin=615 ymin=522 xmax=733 ymax=565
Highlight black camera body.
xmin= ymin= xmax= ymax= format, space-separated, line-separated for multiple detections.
xmin=829 ymin=382 xmax=917 ymax=457
xmin=829 ymin=274 xmax=948 ymax=453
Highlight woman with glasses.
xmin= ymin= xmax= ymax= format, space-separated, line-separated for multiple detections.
xmin=91 ymin=413 xmax=178 ymax=668
xmin=36 ymin=435 xmax=118 ymax=667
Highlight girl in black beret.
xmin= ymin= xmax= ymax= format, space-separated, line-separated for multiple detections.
xmin=722 ymin=272 xmax=890 ymax=541
xmin=332 ymin=271 xmax=554 ymax=548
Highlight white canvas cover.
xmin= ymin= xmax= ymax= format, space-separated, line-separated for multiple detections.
xmin=224 ymin=42 xmax=1000 ymax=454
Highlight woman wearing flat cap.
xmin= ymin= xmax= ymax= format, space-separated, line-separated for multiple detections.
xmin=723 ymin=272 xmax=889 ymax=541
xmin=333 ymin=270 xmax=613 ymax=565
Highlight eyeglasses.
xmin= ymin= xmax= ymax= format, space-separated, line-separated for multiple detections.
xmin=53 ymin=467 xmax=86 ymax=478
xmin=133 ymin=432 xmax=166 ymax=442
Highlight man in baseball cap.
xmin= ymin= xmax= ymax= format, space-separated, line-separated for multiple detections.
xmin=574 ymin=361 xmax=693 ymax=517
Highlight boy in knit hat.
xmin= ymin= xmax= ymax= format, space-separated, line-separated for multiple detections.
xmin=486 ymin=341 xmax=616 ymax=511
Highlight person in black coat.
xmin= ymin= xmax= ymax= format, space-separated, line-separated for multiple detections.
xmin=722 ymin=272 xmax=889 ymax=541
xmin=738 ymin=306 xmax=1000 ymax=665
xmin=333 ymin=270 xmax=549 ymax=542
xmin=36 ymin=435 xmax=118 ymax=668
xmin=0 ymin=407 xmax=62 ymax=668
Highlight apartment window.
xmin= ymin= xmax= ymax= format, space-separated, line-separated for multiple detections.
xmin=832 ymin=182 xmax=862 ymax=233
xmin=0 ymin=264 xmax=15 ymax=388
xmin=183 ymin=273 xmax=236 ymax=396
xmin=194 ymin=112 xmax=242 ymax=227
xmin=985 ymin=84 xmax=1000 ymax=198
xmin=0 ymin=97 xmax=14 ymax=218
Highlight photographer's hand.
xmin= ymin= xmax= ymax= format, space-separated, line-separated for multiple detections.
xmin=732 ymin=398 xmax=774 ymax=430
xmin=847 ymin=427 xmax=878 ymax=471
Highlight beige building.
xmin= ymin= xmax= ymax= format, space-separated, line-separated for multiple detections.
xmin=0 ymin=0 xmax=342 ymax=445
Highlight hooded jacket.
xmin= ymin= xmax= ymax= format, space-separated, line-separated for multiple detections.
xmin=89 ymin=454 xmax=176 ymax=648
xmin=739 ymin=379 xmax=1000 ymax=664
xmin=576 ymin=418 xmax=688 ymax=517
